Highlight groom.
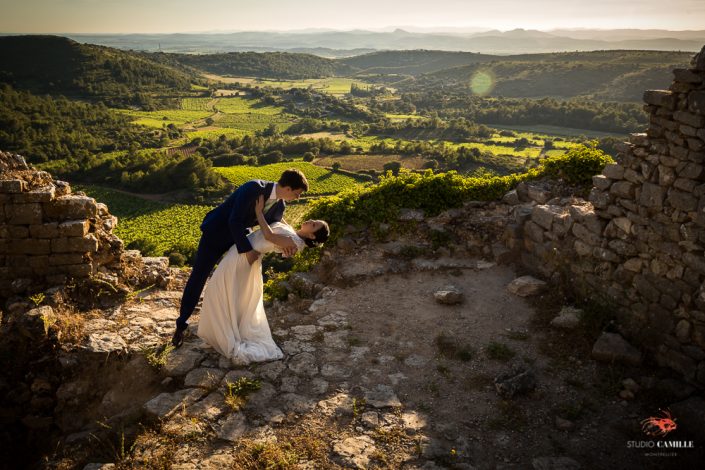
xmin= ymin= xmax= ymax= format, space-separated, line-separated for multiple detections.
xmin=171 ymin=168 xmax=309 ymax=347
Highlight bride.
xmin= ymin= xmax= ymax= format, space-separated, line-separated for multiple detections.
xmin=197 ymin=195 xmax=329 ymax=365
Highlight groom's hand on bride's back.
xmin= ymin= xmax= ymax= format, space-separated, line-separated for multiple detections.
xmin=280 ymin=237 xmax=297 ymax=258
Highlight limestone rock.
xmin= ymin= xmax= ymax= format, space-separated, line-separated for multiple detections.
xmin=507 ymin=276 xmax=547 ymax=297
xmin=494 ymin=363 xmax=536 ymax=398
xmin=143 ymin=388 xmax=206 ymax=419
xmin=163 ymin=348 xmax=206 ymax=377
xmin=332 ymin=435 xmax=377 ymax=469
xmin=550 ymin=307 xmax=582 ymax=330
xmin=185 ymin=392 xmax=228 ymax=421
xmin=364 ymin=384 xmax=402 ymax=408
xmin=361 ymin=411 xmax=379 ymax=427
xmin=317 ymin=310 xmax=349 ymax=328
xmin=85 ymin=332 xmax=127 ymax=353
xmin=287 ymin=352 xmax=318 ymax=377
xmin=216 ymin=412 xmax=248 ymax=442
xmin=403 ymin=354 xmax=429 ymax=367
xmin=320 ymin=363 xmax=352 ymax=378
xmin=591 ymin=332 xmax=642 ymax=366
xmin=398 ymin=208 xmax=424 ymax=221
xmin=434 ymin=285 xmax=463 ymax=305
xmin=184 ymin=367 xmax=225 ymax=389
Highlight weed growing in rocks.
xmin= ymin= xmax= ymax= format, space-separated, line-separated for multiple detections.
xmin=352 ymin=397 xmax=366 ymax=418
xmin=577 ymin=298 xmax=617 ymax=339
xmin=224 ymin=377 xmax=261 ymax=411
xmin=142 ymin=344 xmax=174 ymax=370
xmin=504 ymin=330 xmax=529 ymax=341
xmin=488 ymin=400 xmax=527 ymax=430
xmin=28 ymin=292 xmax=45 ymax=307
xmin=436 ymin=363 xmax=452 ymax=378
xmin=311 ymin=330 xmax=324 ymax=342
xmin=434 ymin=334 xmax=474 ymax=361
xmin=485 ymin=341 xmax=516 ymax=361
xmin=51 ymin=309 xmax=86 ymax=345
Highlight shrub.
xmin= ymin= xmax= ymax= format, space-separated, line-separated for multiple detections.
xmin=126 ymin=237 xmax=160 ymax=257
xmin=212 ymin=153 xmax=246 ymax=167
xmin=168 ymin=252 xmax=187 ymax=267
xmin=169 ymin=241 xmax=197 ymax=264
xmin=305 ymin=145 xmax=611 ymax=243
xmin=259 ymin=150 xmax=283 ymax=165
xmin=303 ymin=152 xmax=315 ymax=162
xmin=382 ymin=161 xmax=402 ymax=175
xmin=539 ymin=145 xmax=614 ymax=185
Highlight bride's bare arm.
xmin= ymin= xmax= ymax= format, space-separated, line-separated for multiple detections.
xmin=255 ymin=196 xmax=298 ymax=256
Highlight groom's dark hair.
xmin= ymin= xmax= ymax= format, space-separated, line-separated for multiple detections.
xmin=278 ymin=169 xmax=309 ymax=191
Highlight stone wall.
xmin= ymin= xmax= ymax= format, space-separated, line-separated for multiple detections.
xmin=0 ymin=151 xmax=127 ymax=298
xmin=503 ymin=46 xmax=705 ymax=387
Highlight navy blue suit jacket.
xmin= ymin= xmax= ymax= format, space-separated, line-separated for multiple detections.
xmin=200 ymin=180 xmax=285 ymax=253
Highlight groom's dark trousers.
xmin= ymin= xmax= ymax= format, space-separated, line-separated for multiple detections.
xmin=176 ymin=179 xmax=285 ymax=329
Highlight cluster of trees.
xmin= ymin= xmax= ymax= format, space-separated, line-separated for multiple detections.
xmin=195 ymin=134 xmax=359 ymax=166
xmin=374 ymin=92 xmax=647 ymax=133
xmin=0 ymin=84 xmax=227 ymax=197
xmin=69 ymin=150 xmax=229 ymax=196
xmin=225 ymin=84 xmax=380 ymax=122
xmin=284 ymin=117 xmax=351 ymax=135
xmin=364 ymin=116 xmax=494 ymax=141
xmin=350 ymin=83 xmax=384 ymax=97
xmin=0 ymin=84 xmax=166 ymax=162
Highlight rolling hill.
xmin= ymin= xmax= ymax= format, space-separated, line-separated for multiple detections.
xmin=169 ymin=51 xmax=356 ymax=80
xmin=0 ymin=35 xmax=196 ymax=104
xmin=341 ymin=50 xmax=497 ymax=75
xmin=396 ymin=50 xmax=692 ymax=101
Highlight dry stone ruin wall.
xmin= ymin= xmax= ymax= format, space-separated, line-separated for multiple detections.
xmin=0 ymin=151 xmax=138 ymax=298
xmin=504 ymin=46 xmax=705 ymax=387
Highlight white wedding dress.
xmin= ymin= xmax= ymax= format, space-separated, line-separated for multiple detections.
xmin=197 ymin=222 xmax=306 ymax=365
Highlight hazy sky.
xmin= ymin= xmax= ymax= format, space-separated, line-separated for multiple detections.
xmin=1 ymin=0 xmax=704 ymax=33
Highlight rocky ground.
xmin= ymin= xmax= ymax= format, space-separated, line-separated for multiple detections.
xmin=27 ymin=227 xmax=703 ymax=470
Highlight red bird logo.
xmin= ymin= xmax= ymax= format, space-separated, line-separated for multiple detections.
xmin=640 ymin=410 xmax=677 ymax=437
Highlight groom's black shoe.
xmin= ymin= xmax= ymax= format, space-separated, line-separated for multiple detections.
xmin=171 ymin=324 xmax=187 ymax=348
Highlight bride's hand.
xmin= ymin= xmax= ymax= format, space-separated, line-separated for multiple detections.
xmin=255 ymin=195 xmax=265 ymax=215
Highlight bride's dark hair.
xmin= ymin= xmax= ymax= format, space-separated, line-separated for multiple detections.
xmin=304 ymin=221 xmax=330 ymax=248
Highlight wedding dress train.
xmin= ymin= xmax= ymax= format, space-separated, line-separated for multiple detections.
xmin=197 ymin=222 xmax=305 ymax=365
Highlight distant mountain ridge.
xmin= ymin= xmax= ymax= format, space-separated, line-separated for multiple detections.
xmin=0 ymin=36 xmax=694 ymax=105
xmin=28 ymin=28 xmax=705 ymax=55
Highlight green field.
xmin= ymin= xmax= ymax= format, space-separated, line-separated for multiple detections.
xmin=77 ymin=185 xmax=212 ymax=256
xmin=214 ymin=113 xmax=294 ymax=132
xmin=184 ymin=127 xmax=249 ymax=141
xmin=215 ymin=162 xmax=368 ymax=196
xmin=214 ymin=97 xmax=284 ymax=115
xmin=487 ymin=123 xmax=626 ymax=138
xmin=205 ymin=75 xmax=372 ymax=96
xmin=181 ymin=97 xmax=216 ymax=111
xmin=385 ymin=113 xmax=424 ymax=121
xmin=117 ymin=109 xmax=213 ymax=128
